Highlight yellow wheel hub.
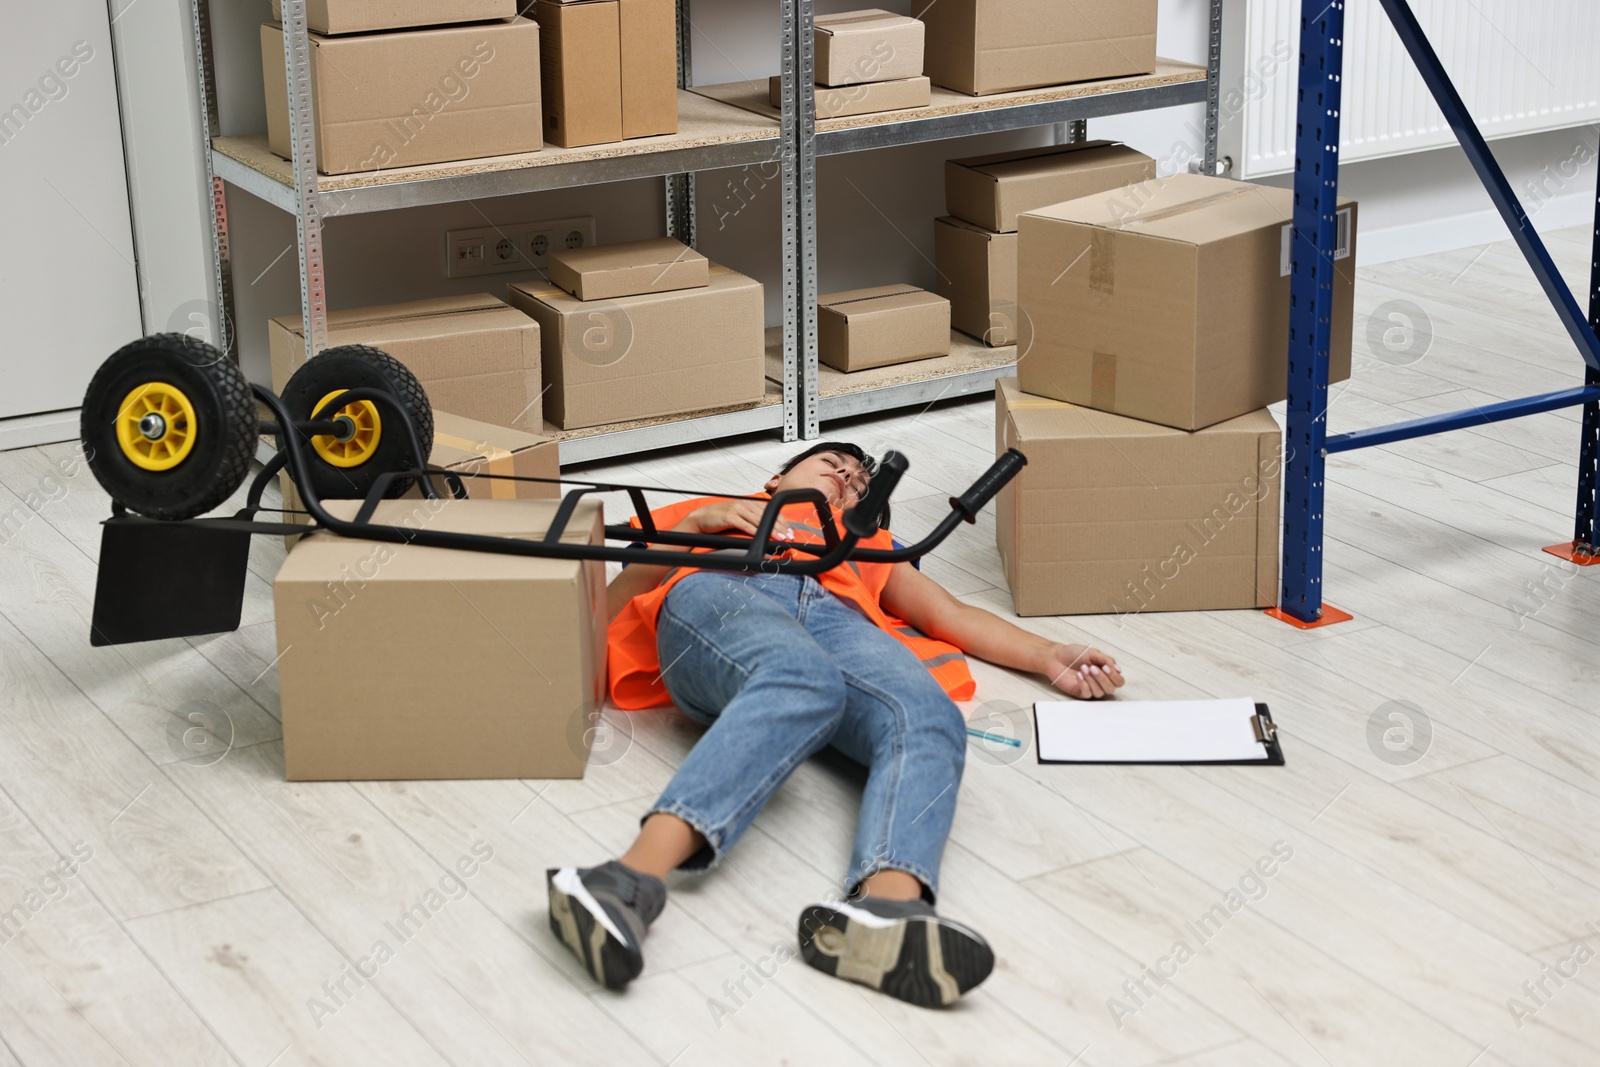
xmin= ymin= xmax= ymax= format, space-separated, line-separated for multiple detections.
xmin=116 ymin=382 xmax=198 ymax=471
xmin=310 ymin=389 xmax=382 ymax=468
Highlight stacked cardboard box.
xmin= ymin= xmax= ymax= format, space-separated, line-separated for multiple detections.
xmin=534 ymin=0 xmax=677 ymax=148
xmin=273 ymin=498 xmax=607 ymax=780
xmin=769 ymin=9 xmax=932 ymax=119
xmin=995 ymin=173 xmax=1358 ymax=617
xmin=506 ymin=240 xmax=765 ymax=429
xmin=261 ymin=8 xmax=541 ymax=174
xmin=914 ymin=0 xmax=1158 ymax=96
xmin=935 ymin=141 xmax=1155 ymax=347
xmin=817 ymin=285 xmax=950 ymax=372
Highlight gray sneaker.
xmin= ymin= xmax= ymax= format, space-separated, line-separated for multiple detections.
xmin=547 ymin=860 xmax=666 ymax=990
xmin=798 ymin=896 xmax=994 ymax=1007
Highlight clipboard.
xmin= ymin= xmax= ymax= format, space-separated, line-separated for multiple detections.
xmin=1031 ymin=700 xmax=1285 ymax=766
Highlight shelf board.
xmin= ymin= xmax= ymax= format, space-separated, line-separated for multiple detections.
xmin=694 ymin=60 xmax=1206 ymax=155
xmin=814 ymin=331 xmax=1016 ymax=422
xmin=212 ymin=90 xmax=782 ymax=216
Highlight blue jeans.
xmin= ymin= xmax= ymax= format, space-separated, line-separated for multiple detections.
xmin=644 ymin=571 xmax=967 ymax=903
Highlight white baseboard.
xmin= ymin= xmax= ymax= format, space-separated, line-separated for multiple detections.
xmin=0 ymin=410 xmax=80 ymax=452
xmin=1360 ymin=190 xmax=1596 ymax=265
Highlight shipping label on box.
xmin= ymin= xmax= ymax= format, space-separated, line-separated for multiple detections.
xmin=934 ymin=217 xmax=1017 ymax=347
xmin=817 ymin=285 xmax=950 ymax=372
xmin=263 ymin=17 xmax=541 ymax=174
xmin=814 ymin=9 xmax=925 ymax=87
xmin=269 ymin=294 xmax=543 ymax=433
xmin=945 ymin=141 xmax=1157 ymax=233
xmin=914 ymin=0 xmax=1156 ymax=95
xmin=549 ymin=237 xmax=709 ymax=301
xmin=273 ymin=498 xmax=607 ymax=781
xmin=1016 ymin=173 xmax=1356 ymax=430
xmin=768 ymin=75 xmax=931 ymax=119
xmin=505 ymin=265 xmax=765 ymax=428
xmin=993 ymin=378 xmax=1281 ymax=618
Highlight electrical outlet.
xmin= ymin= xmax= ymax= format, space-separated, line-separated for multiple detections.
xmin=445 ymin=216 xmax=596 ymax=278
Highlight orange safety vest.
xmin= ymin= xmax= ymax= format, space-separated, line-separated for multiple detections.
xmin=608 ymin=493 xmax=976 ymax=710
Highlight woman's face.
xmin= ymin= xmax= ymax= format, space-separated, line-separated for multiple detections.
xmin=765 ymin=450 xmax=870 ymax=511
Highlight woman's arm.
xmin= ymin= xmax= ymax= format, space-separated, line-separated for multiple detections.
xmin=879 ymin=561 xmax=1124 ymax=699
xmin=606 ymin=499 xmax=797 ymax=622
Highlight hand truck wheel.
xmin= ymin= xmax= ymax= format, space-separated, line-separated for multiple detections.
xmin=80 ymin=333 xmax=257 ymax=521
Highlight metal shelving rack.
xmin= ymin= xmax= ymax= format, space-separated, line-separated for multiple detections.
xmin=1278 ymin=0 xmax=1600 ymax=625
xmin=190 ymin=0 xmax=808 ymax=465
xmin=794 ymin=1 xmax=1224 ymax=437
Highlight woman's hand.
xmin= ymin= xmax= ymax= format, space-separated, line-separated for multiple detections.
xmin=682 ymin=499 xmax=795 ymax=541
xmin=1040 ymin=643 xmax=1124 ymax=699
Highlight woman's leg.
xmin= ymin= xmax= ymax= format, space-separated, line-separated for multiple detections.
xmin=636 ymin=572 xmax=849 ymax=872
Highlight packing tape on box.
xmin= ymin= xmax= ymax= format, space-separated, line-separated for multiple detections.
xmin=820 ymin=11 xmax=905 ymax=27
xmin=432 ymin=430 xmax=520 ymax=501
xmin=1091 ymin=352 xmax=1117 ymax=411
xmin=1115 ymin=185 xmax=1258 ymax=229
xmin=1089 ymin=230 xmax=1116 ymax=295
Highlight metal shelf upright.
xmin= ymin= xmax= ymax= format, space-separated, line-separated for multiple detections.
xmin=793 ymin=0 xmax=1224 ymax=438
xmin=190 ymin=0 xmax=809 ymax=466
xmin=1277 ymin=0 xmax=1600 ymax=627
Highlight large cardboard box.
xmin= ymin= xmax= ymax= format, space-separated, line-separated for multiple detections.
xmin=913 ymin=0 xmax=1157 ymax=95
xmin=946 ymin=141 xmax=1157 ymax=233
xmin=934 ymin=217 xmax=1016 ymax=347
xmin=769 ymin=75 xmax=931 ymax=119
xmin=536 ymin=0 xmax=677 ymax=147
xmin=818 ymin=285 xmax=950 ymax=372
xmin=1017 ymin=173 xmax=1356 ymax=431
xmin=262 ymin=18 xmax=541 ymax=174
xmin=269 ymin=0 xmax=515 ymax=35
xmin=269 ymin=294 xmax=544 ymax=434
xmin=505 ymin=265 xmax=765 ymax=428
xmin=814 ymin=9 xmax=925 ymax=87
xmin=994 ymin=378 xmax=1281 ymax=618
xmin=549 ymin=237 xmax=709 ymax=301
xmin=278 ymin=409 xmax=562 ymax=540
xmin=273 ymin=498 xmax=607 ymax=780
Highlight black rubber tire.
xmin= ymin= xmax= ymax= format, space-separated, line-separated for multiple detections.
xmin=278 ymin=345 xmax=432 ymax=502
xmin=80 ymin=334 xmax=256 ymax=521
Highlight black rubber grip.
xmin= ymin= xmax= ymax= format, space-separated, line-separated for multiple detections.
xmin=844 ymin=450 xmax=907 ymax=537
xmin=951 ymin=448 xmax=1027 ymax=522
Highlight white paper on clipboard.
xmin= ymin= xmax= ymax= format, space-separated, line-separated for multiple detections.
xmin=1034 ymin=698 xmax=1270 ymax=763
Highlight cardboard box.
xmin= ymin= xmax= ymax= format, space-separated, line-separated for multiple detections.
xmin=273 ymin=498 xmax=606 ymax=780
xmin=946 ymin=141 xmax=1157 ymax=233
xmin=814 ymin=9 xmax=925 ymax=87
xmin=268 ymin=294 xmax=543 ymax=434
xmin=768 ymin=75 xmax=931 ymax=119
xmin=1016 ymin=174 xmax=1356 ymax=430
xmin=994 ymin=378 xmax=1281 ymax=617
xmin=913 ymin=0 xmax=1157 ymax=95
xmin=934 ymin=216 xmax=1016 ymax=347
xmin=505 ymin=265 xmax=765 ymax=428
xmin=262 ymin=18 xmax=541 ymax=175
xmin=278 ymin=409 xmax=562 ymax=540
xmin=536 ymin=0 xmax=677 ymax=148
xmin=818 ymin=285 xmax=950 ymax=372
xmin=549 ymin=237 xmax=709 ymax=301
xmin=269 ymin=0 xmax=514 ymax=35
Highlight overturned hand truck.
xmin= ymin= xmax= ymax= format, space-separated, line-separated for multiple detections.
xmin=79 ymin=333 xmax=1027 ymax=647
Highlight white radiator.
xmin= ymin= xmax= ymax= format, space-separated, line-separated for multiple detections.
xmin=1218 ymin=0 xmax=1600 ymax=179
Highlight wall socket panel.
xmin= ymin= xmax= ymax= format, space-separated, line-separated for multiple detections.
xmin=445 ymin=216 xmax=597 ymax=279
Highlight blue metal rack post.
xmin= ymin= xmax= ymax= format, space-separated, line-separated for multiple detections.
xmin=1279 ymin=0 xmax=1600 ymax=626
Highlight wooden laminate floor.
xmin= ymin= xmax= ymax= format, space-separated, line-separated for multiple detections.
xmin=1 ymin=229 xmax=1597 ymax=1066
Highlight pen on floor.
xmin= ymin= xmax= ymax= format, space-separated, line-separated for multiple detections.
xmin=966 ymin=727 xmax=1022 ymax=748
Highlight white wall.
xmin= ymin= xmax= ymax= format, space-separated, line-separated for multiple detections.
xmin=101 ymin=0 xmax=1600 ymax=394
xmin=0 ymin=1 xmax=143 ymax=445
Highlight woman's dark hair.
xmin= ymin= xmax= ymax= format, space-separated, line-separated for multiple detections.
xmin=776 ymin=441 xmax=888 ymax=529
